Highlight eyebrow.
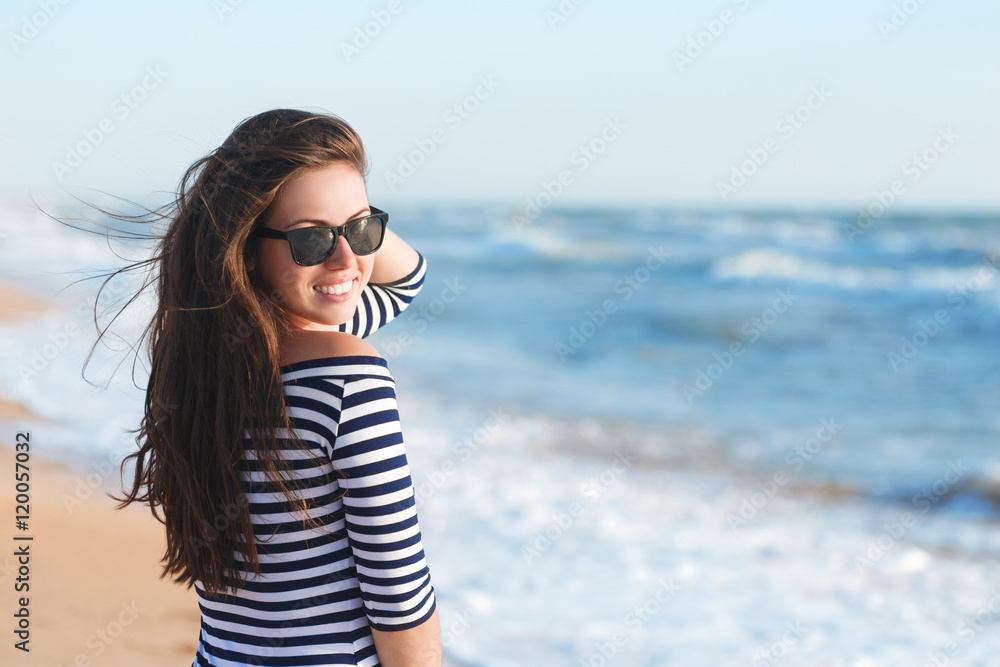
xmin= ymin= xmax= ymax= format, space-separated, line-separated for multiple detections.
xmin=284 ymin=207 xmax=370 ymax=231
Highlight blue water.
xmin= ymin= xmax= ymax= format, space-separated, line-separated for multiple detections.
xmin=371 ymin=207 xmax=1000 ymax=516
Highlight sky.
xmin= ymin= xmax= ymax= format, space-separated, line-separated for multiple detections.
xmin=1 ymin=0 xmax=998 ymax=213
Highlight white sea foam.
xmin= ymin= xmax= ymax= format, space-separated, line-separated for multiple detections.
xmin=712 ymin=248 xmax=902 ymax=289
xmin=878 ymin=225 xmax=1000 ymax=256
xmin=908 ymin=264 xmax=999 ymax=292
xmin=676 ymin=214 xmax=843 ymax=246
xmin=713 ymin=248 xmax=1000 ymax=294
xmin=489 ymin=223 xmax=634 ymax=262
xmin=401 ymin=399 xmax=1000 ymax=666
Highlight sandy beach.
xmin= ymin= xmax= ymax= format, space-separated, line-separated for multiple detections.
xmin=0 ymin=277 xmax=201 ymax=666
xmin=0 ymin=439 xmax=202 ymax=666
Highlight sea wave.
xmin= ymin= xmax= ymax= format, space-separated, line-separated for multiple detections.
xmin=485 ymin=224 xmax=635 ymax=261
xmin=875 ymin=224 xmax=1000 ymax=256
xmin=675 ymin=214 xmax=844 ymax=246
xmin=712 ymin=248 xmax=999 ymax=293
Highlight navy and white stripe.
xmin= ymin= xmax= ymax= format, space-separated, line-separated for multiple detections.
xmin=193 ymin=255 xmax=434 ymax=667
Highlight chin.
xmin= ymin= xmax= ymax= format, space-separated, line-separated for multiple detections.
xmin=319 ymin=305 xmax=359 ymax=328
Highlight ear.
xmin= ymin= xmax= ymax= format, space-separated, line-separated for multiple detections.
xmin=247 ymin=256 xmax=256 ymax=271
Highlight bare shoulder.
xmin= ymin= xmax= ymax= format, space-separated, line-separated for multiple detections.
xmin=280 ymin=330 xmax=382 ymax=367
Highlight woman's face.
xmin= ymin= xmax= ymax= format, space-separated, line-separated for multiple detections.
xmin=248 ymin=162 xmax=374 ymax=332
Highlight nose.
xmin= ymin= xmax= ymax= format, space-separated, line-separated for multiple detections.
xmin=323 ymin=234 xmax=355 ymax=267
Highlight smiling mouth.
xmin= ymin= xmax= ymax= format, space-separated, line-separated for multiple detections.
xmin=313 ymin=279 xmax=355 ymax=296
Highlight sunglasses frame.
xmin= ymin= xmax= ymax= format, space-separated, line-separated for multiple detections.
xmin=250 ymin=206 xmax=388 ymax=265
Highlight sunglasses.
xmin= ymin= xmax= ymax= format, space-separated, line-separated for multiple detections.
xmin=250 ymin=206 xmax=388 ymax=265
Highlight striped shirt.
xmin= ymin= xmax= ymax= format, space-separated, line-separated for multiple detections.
xmin=194 ymin=253 xmax=436 ymax=666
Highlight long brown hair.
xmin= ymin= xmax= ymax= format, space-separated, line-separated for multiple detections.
xmin=67 ymin=109 xmax=370 ymax=598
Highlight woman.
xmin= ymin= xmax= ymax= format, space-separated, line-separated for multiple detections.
xmin=113 ymin=108 xmax=442 ymax=666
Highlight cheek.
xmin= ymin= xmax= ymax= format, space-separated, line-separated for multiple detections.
xmin=362 ymin=255 xmax=376 ymax=280
xmin=256 ymin=247 xmax=297 ymax=293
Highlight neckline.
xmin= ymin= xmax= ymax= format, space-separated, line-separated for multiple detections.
xmin=279 ymin=355 xmax=388 ymax=375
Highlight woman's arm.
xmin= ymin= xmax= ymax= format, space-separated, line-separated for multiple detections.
xmin=371 ymin=611 xmax=443 ymax=667
xmin=370 ymin=227 xmax=420 ymax=285
xmin=330 ymin=368 xmax=440 ymax=661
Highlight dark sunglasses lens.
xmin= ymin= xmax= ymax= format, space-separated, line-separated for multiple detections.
xmin=289 ymin=227 xmax=336 ymax=265
xmin=345 ymin=216 xmax=385 ymax=255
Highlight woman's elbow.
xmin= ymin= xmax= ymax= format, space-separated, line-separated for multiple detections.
xmin=370 ymin=608 xmax=442 ymax=667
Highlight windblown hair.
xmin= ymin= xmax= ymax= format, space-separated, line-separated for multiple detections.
xmin=69 ymin=109 xmax=370 ymax=598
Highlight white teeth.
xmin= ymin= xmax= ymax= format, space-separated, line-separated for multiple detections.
xmin=314 ymin=280 xmax=353 ymax=296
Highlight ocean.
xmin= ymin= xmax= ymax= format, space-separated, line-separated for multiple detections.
xmin=1 ymin=204 xmax=998 ymax=665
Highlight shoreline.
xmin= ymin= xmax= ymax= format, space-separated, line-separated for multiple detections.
xmin=0 ymin=277 xmax=61 ymax=423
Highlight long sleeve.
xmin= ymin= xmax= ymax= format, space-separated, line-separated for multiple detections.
xmin=338 ymin=251 xmax=427 ymax=339
xmin=329 ymin=370 xmax=437 ymax=631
